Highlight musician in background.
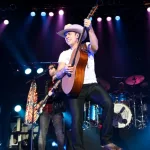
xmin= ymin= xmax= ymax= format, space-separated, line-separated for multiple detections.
xmin=38 ymin=64 xmax=66 ymax=150
xmin=53 ymin=18 xmax=122 ymax=150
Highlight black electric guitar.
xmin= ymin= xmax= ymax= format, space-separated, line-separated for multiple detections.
xmin=33 ymin=80 xmax=61 ymax=122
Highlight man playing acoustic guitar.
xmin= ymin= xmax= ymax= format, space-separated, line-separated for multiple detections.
xmin=54 ymin=18 xmax=122 ymax=150
xmin=38 ymin=64 xmax=66 ymax=150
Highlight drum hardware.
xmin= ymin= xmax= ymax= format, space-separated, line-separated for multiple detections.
xmin=124 ymin=74 xmax=149 ymax=129
xmin=142 ymin=103 xmax=148 ymax=112
xmin=90 ymin=104 xmax=101 ymax=127
xmin=112 ymin=76 xmax=127 ymax=79
xmin=135 ymin=92 xmax=147 ymax=129
xmin=83 ymin=101 xmax=91 ymax=130
xmin=82 ymin=121 xmax=90 ymax=130
xmin=131 ymin=93 xmax=137 ymax=128
xmin=95 ymin=104 xmax=100 ymax=125
xmin=87 ymin=101 xmax=91 ymax=122
xmin=128 ymin=92 xmax=148 ymax=129
xmin=83 ymin=101 xmax=101 ymax=130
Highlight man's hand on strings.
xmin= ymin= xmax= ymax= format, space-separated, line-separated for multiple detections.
xmin=52 ymin=64 xmax=74 ymax=81
xmin=64 ymin=64 xmax=74 ymax=75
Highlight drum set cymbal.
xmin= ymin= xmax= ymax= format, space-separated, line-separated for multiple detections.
xmin=125 ymin=75 xmax=145 ymax=86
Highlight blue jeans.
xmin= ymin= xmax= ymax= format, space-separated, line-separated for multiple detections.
xmin=38 ymin=112 xmax=64 ymax=150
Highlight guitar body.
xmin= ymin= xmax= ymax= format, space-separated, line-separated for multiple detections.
xmin=62 ymin=44 xmax=88 ymax=95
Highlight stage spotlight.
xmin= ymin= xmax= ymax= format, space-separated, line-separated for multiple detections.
xmin=37 ymin=68 xmax=43 ymax=74
xmin=30 ymin=12 xmax=36 ymax=16
xmin=25 ymin=68 xmax=32 ymax=75
xmin=59 ymin=9 xmax=64 ymax=15
xmin=14 ymin=105 xmax=22 ymax=112
xmin=106 ymin=17 xmax=112 ymax=21
xmin=4 ymin=20 xmax=9 ymax=25
xmin=147 ymin=7 xmax=150 ymax=12
xmin=52 ymin=141 xmax=58 ymax=147
xmin=115 ymin=16 xmax=120 ymax=21
xmin=49 ymin=12 xmax=54 ymax=16
xmin=41 ymin=12 xmax=46 ymax=16
xmin=97 ymin=17 xmax=102 ymax=22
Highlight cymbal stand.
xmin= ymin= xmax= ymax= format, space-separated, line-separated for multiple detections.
xmin=136 ymin=92 xmax=146 ymax=129
xmin=130 ymin=80 xmax=138 ymax=128
xmin=87 ymin=101 xmax=90 ymax=122
xmin=132 ymin=92 xmax=137 ymax=128
xmin=95 ymin=105 xmax=100 ymax=126
xmin=83 ymin=101 xmax=90 ymax=130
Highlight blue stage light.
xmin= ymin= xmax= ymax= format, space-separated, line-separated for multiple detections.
xmin=115 ymin=16 xmax=120 ymax=21
xmin=14 ymin=105 xmax=22 ymax=112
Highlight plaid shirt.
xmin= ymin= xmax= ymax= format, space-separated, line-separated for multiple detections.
xmin=43 ymin=103 xmax=53 ymax=113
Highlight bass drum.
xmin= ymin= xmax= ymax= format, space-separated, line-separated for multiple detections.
xmin=113 ymin=103 xmax=132 ymax=128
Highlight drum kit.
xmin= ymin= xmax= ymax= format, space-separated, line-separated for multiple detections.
xmin=83 ymin=75 xmax=149 ymax=130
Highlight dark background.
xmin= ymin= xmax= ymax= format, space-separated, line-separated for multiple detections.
xmin=0 ymin=0 xmax=150 ymax=150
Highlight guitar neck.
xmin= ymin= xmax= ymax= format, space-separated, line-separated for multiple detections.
xmin=37 ymin=80 xmax=61 ymax=111
xmin=43 ymin=94 xmax=49 ymax=104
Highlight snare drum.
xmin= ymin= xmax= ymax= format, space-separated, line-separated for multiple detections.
xmin=113 ymin=103 xmax=132 ymax=128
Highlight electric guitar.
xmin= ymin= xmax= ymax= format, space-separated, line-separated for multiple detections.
xmin=33 ymin=80 xmax=61 ymax=123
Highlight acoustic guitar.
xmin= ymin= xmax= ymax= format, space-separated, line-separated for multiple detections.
xmin=62 ymin=5 xmax=98 ymax=95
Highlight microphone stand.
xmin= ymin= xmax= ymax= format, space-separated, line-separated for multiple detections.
xmin=26 ymin=69 xmax=49 ymax=150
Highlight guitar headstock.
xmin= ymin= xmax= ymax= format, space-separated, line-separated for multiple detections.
xmin=87 ymin=5 xmax=99 ymax=19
